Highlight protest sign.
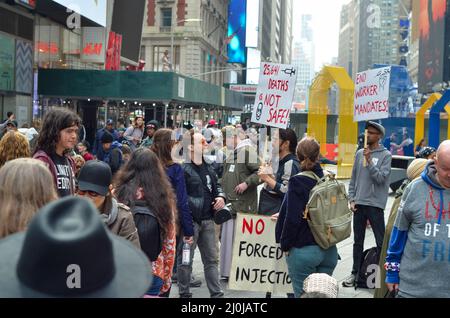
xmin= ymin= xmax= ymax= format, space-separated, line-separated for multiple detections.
xmin=251 ymin=63 xmax=298 ymax=129
xmin=228 ymin=213 xmax=293 ymax=295
xmin=354 ymin=66 xmax=391 ymax=122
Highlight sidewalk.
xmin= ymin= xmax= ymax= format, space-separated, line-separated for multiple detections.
xmin=170 ymin=180 xmax=395 ymax=298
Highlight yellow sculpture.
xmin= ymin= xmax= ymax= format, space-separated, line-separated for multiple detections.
xmin=307 ymin=66 xmax=357 ymax=178
xmin=414 ymin=93 xmax=450 ymax=148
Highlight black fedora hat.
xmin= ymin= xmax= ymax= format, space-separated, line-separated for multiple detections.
xmin=0 ymin=197 xmax=152 ymax=298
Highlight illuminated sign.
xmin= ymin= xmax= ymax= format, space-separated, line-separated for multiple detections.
xmin=227 ymin=0 xmax=247 ymax=64
xmin=246 ymin=0 xmax=259 ymax=48
xmin=81 ymin=27 xmax=106 ymax=63
xmin=419 ymin=0 xmax=447 ymax=93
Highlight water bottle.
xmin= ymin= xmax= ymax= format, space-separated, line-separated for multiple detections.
xmin=182 ymin=242 xmax=191 ymax=266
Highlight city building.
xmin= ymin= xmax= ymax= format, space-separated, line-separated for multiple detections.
xmin=338 ymin=1 xmax=354 ymax=76
xmin=348 ymin=0 xmax=412 ymax=79
xmin=291 ymin=15 xmax=315 ymax=108
xmin=260 ymin=0 xmax=292 ymax=64
xmin=141 ymin=0 xmax=228 ymax=86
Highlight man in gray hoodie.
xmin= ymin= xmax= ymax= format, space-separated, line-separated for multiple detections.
xmin=386 ymin=141 xmax=450 ymax=297
xmin=343 ymin=121 xmax=392 ymax=287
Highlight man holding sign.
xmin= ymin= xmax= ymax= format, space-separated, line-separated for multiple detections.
xmin=344 ymin=66 xmax=393 ymax=288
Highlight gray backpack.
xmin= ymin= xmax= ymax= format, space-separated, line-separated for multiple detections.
xmin=301 ymin=171 xmax=352 ymax=249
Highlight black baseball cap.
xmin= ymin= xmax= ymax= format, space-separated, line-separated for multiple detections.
xmin=146 ymin=120 xmax=160 ymax=130
xmin=78 ymin=160 xmax=112 ymax=196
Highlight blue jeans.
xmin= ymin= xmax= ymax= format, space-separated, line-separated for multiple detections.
xmin=286 ymin=245 xmax=338 ymax=297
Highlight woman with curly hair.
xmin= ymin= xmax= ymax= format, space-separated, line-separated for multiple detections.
xmin=0 ymin=158 xmax=58 ymax=238
xmin=0 ymin=131 xmax=31 ymax=169
xmin=114 ymin=148 xmax=177 ymax=297
xmin=33 ymin=108 xmax=81 ymax=197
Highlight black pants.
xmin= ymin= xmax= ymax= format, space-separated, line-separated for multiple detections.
xmin=352 ymin=205 xmax=385 ymax=274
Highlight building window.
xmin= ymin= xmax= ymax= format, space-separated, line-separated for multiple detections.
xmin=161 ymin=8 xmax=172 ymax=27
xmin=153 ymin=46 xmax=179 ymax=72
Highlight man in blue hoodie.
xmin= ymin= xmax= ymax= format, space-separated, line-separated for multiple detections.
xmin=385 ymin=140 xmax=450 ymax=297
xmin=100 ymin=131 xmax=123 ymax=175
xmin=93 ymin=119 xmax=119 ymax=160
xmin=343 ymin=121 xmax=392 ymax=287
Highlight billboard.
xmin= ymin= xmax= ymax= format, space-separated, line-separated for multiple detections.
xmin=419 ymin=0 xmax=447 ymax=93
xmin=111 ymin=0 xmax=146 ymax=64
xmin=227 ymin=0 xmax=247 ymax=64
xmin=246 ymin=48 xmax=261 ymax=84
xmin=52 ymin=0 xmax=107 ymax=27
xmin=246 ymin=0 xmax=259 ymax=48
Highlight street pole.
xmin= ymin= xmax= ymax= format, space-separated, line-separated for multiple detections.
xmin=171 ymin=25 xmax=174 ymax=71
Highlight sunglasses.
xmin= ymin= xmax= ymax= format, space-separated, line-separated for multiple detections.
xmin=77 ymin=189 xmax=101 ymax=197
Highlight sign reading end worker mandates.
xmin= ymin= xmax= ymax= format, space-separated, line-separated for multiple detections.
xmin=251 ymin=63 xmax=298 ymax=129
xmin=229 ymin=213 xmax=293 ymax=295
xmin=354 ymin=66 xmax=391 ymax=122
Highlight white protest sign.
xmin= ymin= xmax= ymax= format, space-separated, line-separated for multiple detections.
xmin=229 ymin=213 xmax=293 ymax=295
xmin=251 ymin=63 xmax=298 ymax=129
xmin=354 ymin=66 xmax=391 ymax=122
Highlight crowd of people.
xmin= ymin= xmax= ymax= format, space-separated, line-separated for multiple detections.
xmin=0 ymin=108 xmax=448 ymax=298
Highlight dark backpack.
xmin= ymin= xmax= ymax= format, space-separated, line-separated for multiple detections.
xmin=356 ymin=247 xmax=380 ymax=289
xmin=131 ymin=205 xmax=162 ymax=262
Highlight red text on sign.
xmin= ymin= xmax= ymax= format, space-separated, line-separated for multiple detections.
xmin=264 ymin=94 xmax=282 ymax=108
xmin=267 ymin=108 xmax=290 ymax=125
xmin=242 ymin=218 xmax=266 ymax=235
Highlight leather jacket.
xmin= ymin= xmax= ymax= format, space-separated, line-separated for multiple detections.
xmin=182 ymin=162 xmax=226 ymax=224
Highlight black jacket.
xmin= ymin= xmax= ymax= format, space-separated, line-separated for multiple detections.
xmin=131 ymin=201 xmax=161 ymax=262
xmin=183 ymin=162 xmax=226 ymax=224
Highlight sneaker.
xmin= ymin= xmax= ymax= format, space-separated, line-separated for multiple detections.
xmin=190 ymin=276 xmax=202 ymax=288
xmin=342 ymin=274 xmax=356 ymax=287
xmin=180 ymin=293 xmax=193 ymax=298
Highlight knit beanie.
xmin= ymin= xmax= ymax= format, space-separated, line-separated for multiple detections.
xmin=101 ymin=131 xmax=114 ymax=144
xmin=407 ymin=158 xmax=428 ymax=181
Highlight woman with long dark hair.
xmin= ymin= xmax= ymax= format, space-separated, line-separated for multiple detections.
xmin=151 ymin=129 xmax=194 ymax=245
xmin=114 ymin=148 xmax=177 ymax=297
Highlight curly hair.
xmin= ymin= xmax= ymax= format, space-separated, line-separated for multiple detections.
xmin=0 ymin=158 xmax=58 ymax=238
xmin=0 ymin=131 xmax=31 ymax=169
xmin=113 ymin=148 xmax=177 ymax=240
xmin=34 ymin=108 xmax=81 ymax=156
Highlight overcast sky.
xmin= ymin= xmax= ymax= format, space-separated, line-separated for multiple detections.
xmin=293 ymin=0 xmax=351 ymax=71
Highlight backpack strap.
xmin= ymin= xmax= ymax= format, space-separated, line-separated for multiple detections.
xmin=298 ymin=171 xmax=321 ymax=181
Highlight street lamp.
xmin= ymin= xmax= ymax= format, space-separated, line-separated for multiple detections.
xmin=171 ymin=18 xmax=202 ymax=72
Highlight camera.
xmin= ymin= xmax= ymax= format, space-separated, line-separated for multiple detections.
xmin=214 ymin=203 xmax=232 ymax=225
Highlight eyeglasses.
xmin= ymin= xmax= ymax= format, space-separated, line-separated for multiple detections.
xmin=77 ymin=189 xmax=101 ymax=197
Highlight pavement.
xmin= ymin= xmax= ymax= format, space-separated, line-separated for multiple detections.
xmin=170 ymin=178 xmax=395 ymax=298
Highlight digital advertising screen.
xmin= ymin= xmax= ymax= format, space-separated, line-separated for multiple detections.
xmin=227 ymin=0 xmax=247 ymax=64
xmin=418 ymin=0 xmax=447 ymax=93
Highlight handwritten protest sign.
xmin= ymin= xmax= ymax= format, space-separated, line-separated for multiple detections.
xmin=228 ymin=213 xmax=293 ymax=295
xmin=354 ymin=66 xmax=391 ymax=122
xmin=251 ymin=63 xmax=298 ymax=129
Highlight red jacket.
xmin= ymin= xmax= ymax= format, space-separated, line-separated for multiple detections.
xmin=82 ymin=152 xmax=95 ymax=162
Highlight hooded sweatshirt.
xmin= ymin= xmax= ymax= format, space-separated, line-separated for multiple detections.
xmin=348 ymin=145 xmax=392 ymax=210
xmin=385 ymin=162 xmax=450 ymax=298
